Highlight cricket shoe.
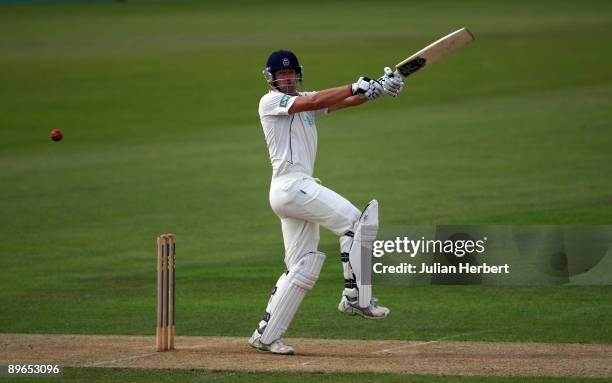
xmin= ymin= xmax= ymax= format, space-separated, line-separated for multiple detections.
xmin=338 ymin=295 xmax=390 ymax=319
xmin=248 ymin=329 xmax=295 ymax=355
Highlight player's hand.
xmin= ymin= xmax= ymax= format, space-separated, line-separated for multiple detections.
xmin=381 ymin=67 xmax=404 ymax=97
xmin=351 ymin=77 xmax=384 ymax=100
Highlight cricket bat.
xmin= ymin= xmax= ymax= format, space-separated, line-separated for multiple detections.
xmin=394 ymin=27 xmax=475 ymax=78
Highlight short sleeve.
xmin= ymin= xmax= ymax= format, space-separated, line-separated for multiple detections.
xmin=313 ymin=107 xmax=329 ymax=118
xmin=259 ymin=92 xmax=297 ymax=117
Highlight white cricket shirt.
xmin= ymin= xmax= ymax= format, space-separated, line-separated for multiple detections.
xmin=259 ymin=90 xmax=328 ymax=179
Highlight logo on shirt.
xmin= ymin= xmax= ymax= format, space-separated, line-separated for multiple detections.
xmin=282 ymin=58 xmax=290 ymax=67
xmin=303 ymin=114 xmax=314 ymax=127
xmin=280 ymin=95 xmax=290 ymax=107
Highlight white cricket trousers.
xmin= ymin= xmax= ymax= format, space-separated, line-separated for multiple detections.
xmin=269 ymin=172 xmax=361 ymax=269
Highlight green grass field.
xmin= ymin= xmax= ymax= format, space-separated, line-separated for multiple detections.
xmin=1 ymin=0 xmax=611 ymax=381
xmin=11 ymin=368 xmax=612 ymax=383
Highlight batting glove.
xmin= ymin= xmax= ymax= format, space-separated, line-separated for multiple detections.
xmin=381 ymin=67 xmax=404 ymax=97
xmin=351 ymin=77 xmax=384 ymax=101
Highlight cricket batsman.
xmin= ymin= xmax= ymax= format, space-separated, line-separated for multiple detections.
xmin=249 ymin=50 xmax=404 ymax=354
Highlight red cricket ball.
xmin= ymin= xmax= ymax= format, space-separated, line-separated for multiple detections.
xmin=50 ymin=129 xmax=63 ymax=142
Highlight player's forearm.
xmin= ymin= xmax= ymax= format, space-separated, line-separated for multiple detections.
xmin=289 ymin=85 xmax=352 ymax=113
xmin=310 ymin=85 xmax=353 ymax=108
xmin=327 ymin=95 xmax=368 ymax=113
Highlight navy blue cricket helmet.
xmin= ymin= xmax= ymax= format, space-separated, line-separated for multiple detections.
xmin=263 ymin=50 xmax=303 ymax=86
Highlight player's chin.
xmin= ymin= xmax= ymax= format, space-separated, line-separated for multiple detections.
xmin=278 ymin=85 xmax=297 ymax=95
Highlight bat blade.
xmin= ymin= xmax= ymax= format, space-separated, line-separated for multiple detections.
xmin=395 ymin=27 xmax=474 ymax=78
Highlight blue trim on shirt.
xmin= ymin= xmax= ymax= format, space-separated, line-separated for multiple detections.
xmin=288 ymin=115 xmax=295 ymax=164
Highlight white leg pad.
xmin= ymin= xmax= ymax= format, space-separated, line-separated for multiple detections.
xmin=340 ymin=235 xmax=357 ymax=296
xmin=349 ymin=200 xmax=378 ymax=308
xmin=260 ymin=251 xmax=325 ymax=344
